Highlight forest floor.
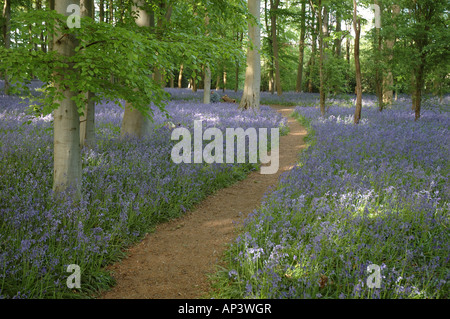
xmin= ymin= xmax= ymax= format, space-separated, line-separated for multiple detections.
xmin=98 ymin=105 xmax=307 ymax=299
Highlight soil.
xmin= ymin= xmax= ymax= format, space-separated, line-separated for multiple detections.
xmin=98 ymin=105 xmax=307 ymax=299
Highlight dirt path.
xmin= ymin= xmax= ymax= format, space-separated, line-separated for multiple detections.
xmin=98 ymin=105 xmax=307 ymax=299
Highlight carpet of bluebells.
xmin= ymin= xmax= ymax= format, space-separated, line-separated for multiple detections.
xmin=0 ymin=87 xmax=286 ymax=298
xmin=215 ymin=95 xmax=449 ymax=299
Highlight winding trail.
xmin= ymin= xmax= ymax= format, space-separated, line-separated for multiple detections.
xmin=99 ymin=105 xmax=307 ymax=299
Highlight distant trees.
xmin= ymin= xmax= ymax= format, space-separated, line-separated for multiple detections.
xmin=401 ymin=0 xmax=448 ymax=120
xmin=0 ymin=0 xmax=448 ymax=200
xmin=0 ymin=0 xmax=249 ymax=198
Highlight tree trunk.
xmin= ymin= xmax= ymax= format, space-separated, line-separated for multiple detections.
xmin=335 ymin=11 xmax=342 ymax=57
xmin=153 ymin=2 xmax=172 ymax=88
xmin=239 ymin=0 xmax=261 ymax=110
xmin=374 ymin=0 xmax=383 ymax=111
xmin=307 ymin=8 xmax=316 ymax=93
xmin=346 ymin=23 xmax=351 ymax=65
xmin=99 ymin=0 xmax=104 ymax=22
xmin=215 ymin=73 xmax=220 ymax=90
xmin=270 ymin=0 xmax=282 ymax=96
xmin=80 ymin=0 xmax=96 ymax=149
xmin=318 ymin=0 xmax=326 ymax=116
xmin=414 ymin=73 xmax=423 ymax=121
xmin=353 ymin=0 xmax=362 ymax=124
xmin=235 ymin=31 xmax=243 ymax=92
xmin=52 ymin=0 xmax=81 ymax=198
xmin=383 ymin=4 xmax=400 ymax=105
xmin=121 ymin=0 xmax=153 ymax=139
xmin=203 ymin=12 xmax=211 ymax=103
xmin=264 ymin=0 xmax=274 ymax=94
xmin=223 ymin=68 xmax=227 ymax=93
xmin=178 ymin=64 xmax=183 ymax=88
xmin=2 ymin=0 xmax=11 ymax=95
xmin=414 ymin=56 xmax=426 ymax=120
xmin=322 ymin=6 xmax=329 ymax=49
xmin=192 ymin=72 xmax=197 ymax=92
xmin=203 ymin=66 xmax=211 ymax=104
xmin=296 ymin=0 xmax=306 ymax=92
xmin=109 ymin=0 xmax=113 ymax=23
xmin=169 ymin=72 xmax=174 ymax=88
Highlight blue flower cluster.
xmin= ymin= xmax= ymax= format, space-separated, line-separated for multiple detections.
xmin=222 ymin=101 xmax=449 ymax=299
xmin=0 ymin=96 xmax=286 ymax=298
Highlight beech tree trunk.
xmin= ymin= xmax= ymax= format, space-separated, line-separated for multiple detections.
xmin=335 ymin=11 xmax=342 ymax=57
xmin=203 ymin=66 xmax=211 ymax=104
xmin=296 ymin=0 xmax=306 ymax=93
xmin=178 ymin=64 xmax=183 ymax=88
xmin=2 ymin=0 xmax=11 ymax=95
xmin=374 ymin=0 xmax=383 ymax=111
xmin=121 ymin=0 xmax=153 ymax=139
xmin=270 ymin=0 xmax=282 ymax=96
xmin=99 ymin=0 xmax=104 ymax=22
xmin=383 ymin=4 xmax=400 ymax=105
xmin=235 ymin=31 xmax=243 ymax=92
xmin=239 ymin=0 xmax=261 ymax=110
xmin=318 ymin=0 xmax=326 ymax=116
xmin=353 ymin=0 xmax=362 ymax=124
xmin=203 ymin=13 xmax=211 ymax=104
xmin=414 ymin=65 xmax=424 ymax=121
xmin=222 ymin=68 xmax=227 ymax=93
xmin=80 ymin=0 xmax=96 ymax=148
xmin=264 ymin=0 xmax=274 ymax=94
xmin=307 ymin=8 xmax=316 ymax=93
xmin=53 ymin=0 xmax=82 ymax=198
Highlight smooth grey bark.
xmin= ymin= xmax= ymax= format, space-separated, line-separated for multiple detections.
xmin=203 ymin=65 xmax=211 ymax=104
xmin=353 ymin=0 xmax=362 ymax=124
xmin=374 ymin=0 xmax=383 ymax=111
xmin=296 ymin=0 xmax=306 ymax=92
xmin=178 ymin=64 xmax=184 ymax=88
xmin=80 ymin=0 xmax=96 ymax=148
xmin=239 ymin=0 xmax=261 ymax=110
xmin=270 ymin=0 xmax=282 ymax=96
xmin=264 ymin=0 xmax=274 ymax=94
xmin=383 ymin=4 xmax=400 ymax=105
xmin=307 ymin=7 xmax=316 ymax=93
xmin=2 ymin=0 xmax=11 ymax=95
xmin=121 ymin=0 xmax=153 ymax=139
xmin=334 ymin=11 xmax=342 ymax=57
xmin=52 ymin=0 xmax=82 ymax=198
xmin=203 ymin=13 xmax=211 ymax=104
xmin=318 ymin=0 xmax=326 ymax=116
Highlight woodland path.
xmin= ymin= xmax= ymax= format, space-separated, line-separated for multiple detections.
xmin=99 ymin=105 xmax=307 ymax=299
